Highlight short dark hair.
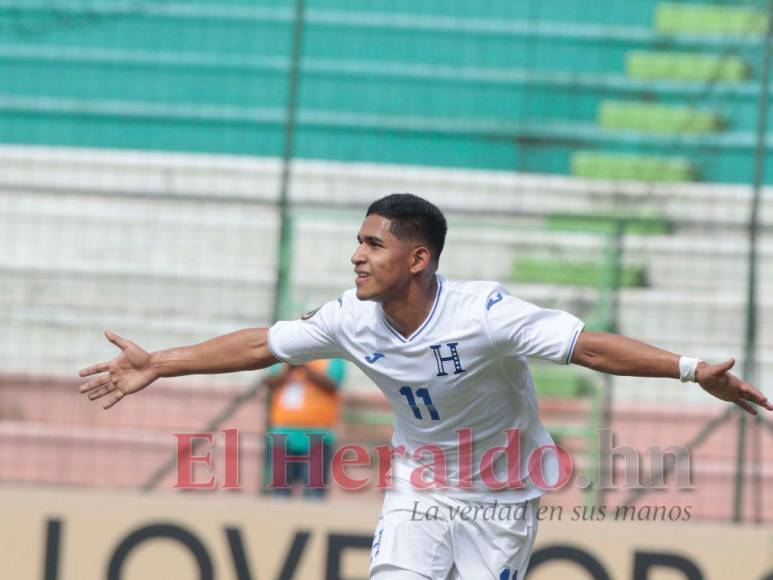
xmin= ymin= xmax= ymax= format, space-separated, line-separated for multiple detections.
xmin=366 ymin=193 xmax=447 ymax=267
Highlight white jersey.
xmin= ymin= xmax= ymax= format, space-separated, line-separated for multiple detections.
xmin=268 ymin=276 xmax=585 ymax=502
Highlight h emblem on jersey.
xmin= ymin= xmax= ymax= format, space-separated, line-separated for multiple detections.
xmin=430 ymin=342 xmax=466 ymax=376
xmin=365 ymin=352 xmax=385 ymax=364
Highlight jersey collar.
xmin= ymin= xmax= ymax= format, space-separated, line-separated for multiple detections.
xmin=379 ymin=275 xmax=444 ymax=343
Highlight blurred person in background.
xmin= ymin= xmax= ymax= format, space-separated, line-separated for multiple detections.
xmin=263 ymin=358 xmax=345 ymax=499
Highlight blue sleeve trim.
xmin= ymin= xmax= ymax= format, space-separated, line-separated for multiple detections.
xmin=565 ymin=325 xmax=584 ymax=365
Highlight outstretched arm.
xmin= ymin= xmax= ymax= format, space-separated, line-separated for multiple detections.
xmin=570 ymin=331 xmax=772 ymax=416
xmin=79 ymin=328 xmax=279 ymax=409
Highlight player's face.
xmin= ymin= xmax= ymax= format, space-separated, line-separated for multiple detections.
xmin=351 ymin=214 xmax=414 ymax=301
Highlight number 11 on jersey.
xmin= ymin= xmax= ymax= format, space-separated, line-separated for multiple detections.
xmin=398 ymin=386 xmax=440 ymax=420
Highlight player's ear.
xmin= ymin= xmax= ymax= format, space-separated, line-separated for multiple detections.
xmin=408 ymin=245 xmax=432 ymax=274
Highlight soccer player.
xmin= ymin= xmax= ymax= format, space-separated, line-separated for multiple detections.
xmin=79 ymin=193 xmax=771 ymax=580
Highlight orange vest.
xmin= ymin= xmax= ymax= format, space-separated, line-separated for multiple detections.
xmin=270 ymin=360 xmax=341 ymax=428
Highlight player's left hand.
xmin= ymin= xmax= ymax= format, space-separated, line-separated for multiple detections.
xmin=696 ymin=358 xmax=772 ymax=416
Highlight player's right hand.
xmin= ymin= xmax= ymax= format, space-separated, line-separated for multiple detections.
xmin=78 ymin=330 xmax=159 ymax=409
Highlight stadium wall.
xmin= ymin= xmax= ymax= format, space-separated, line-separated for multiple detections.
xmin=2 ymin=487 xmax=771 ymax=579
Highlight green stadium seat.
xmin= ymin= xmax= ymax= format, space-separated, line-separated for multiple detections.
xmin=626 ymin=51 xmax=750 ymax=82
xmin=342 ymin=407 xmax=394 ymax=427
xmin=572 ymin=151 xmax=697 ymax=182
xmin=655 ymin=3 xmax=767 ymax=37
xmin=0 ymin=2 xmax=768 ymax=183
xmin=531 ymin=365 xmax=595 ymax=398
xmin=598 ymin=100 xmax=723 ymax=134
xmin=546 ymin=213 xmax=672 ymax=236
xmin=513 ymin=256 xmax=647 ymax=288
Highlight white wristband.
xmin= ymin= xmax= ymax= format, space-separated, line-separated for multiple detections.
xmin=679 ymin=356 xmax=701 ymax=383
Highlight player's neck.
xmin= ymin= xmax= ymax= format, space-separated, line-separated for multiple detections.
xmin=381 ymin=274 xmax=439 ymax=339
